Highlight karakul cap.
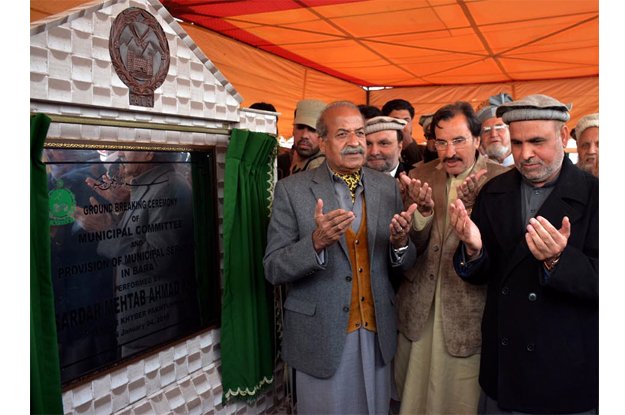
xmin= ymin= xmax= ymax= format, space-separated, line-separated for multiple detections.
xmin=418 ymin=114 xmax=433 ymax=128
xmin=476 ymin=106 xmax=497 ymax=123
xmin=477 ymin=92 xmax=514 ymax=123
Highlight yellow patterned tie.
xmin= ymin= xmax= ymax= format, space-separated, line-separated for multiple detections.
xmin=334 ymin=170 xmax=361 ymax=203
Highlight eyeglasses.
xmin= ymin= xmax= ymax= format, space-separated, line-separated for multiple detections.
xmin=434 ymin=136 xmax=469 ymax=150
xmin=480 ymin=124 xmax=508 ymax=136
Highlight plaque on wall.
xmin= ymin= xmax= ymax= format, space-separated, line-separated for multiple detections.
xmin=44 ymin=148 xmax=219 ymax=384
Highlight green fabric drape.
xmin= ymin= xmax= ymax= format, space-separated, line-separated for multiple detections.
xmin=30 ymin=114 xmax=63 ymax=414
xmin=221 ymin=128 xmax=277 ymax=404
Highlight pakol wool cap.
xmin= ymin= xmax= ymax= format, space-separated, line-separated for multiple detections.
xmin=293 ymin=99 xmax=326 ymax=130
xmin=496 ymin=94 xmax=571 ymax=123
xmin=365 ymin=116 xmax=407 ymax=135
xmin=574 ymin=113 xmax=599 ymax=140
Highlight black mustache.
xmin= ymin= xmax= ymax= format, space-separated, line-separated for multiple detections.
xmin=443 ymin=156 xmax=462 ymax=163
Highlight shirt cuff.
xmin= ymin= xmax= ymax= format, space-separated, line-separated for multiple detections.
xmin=456 ymin=244 xmax=483 ymax=278
xmin=315 ymin=249 xmax=326 ymax=266
xmin=390 ymin=244 xmax=408 ymax=264
xmin=412 ymin=209 xmax=433 ymax=231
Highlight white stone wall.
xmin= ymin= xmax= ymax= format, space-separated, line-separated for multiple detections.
xmin=61 ymin=329 xmax=288 ymax=415
xmin=31 ymin=1 xmax=282 ymax=413
xmin=239 ymin=109 xmax=278 ymax=136
xmin=31 ymin=0 xmax=242 ymax=123
xmin=30 ymin=101 xmax=234 ymax=146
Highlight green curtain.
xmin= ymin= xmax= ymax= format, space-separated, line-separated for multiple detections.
xmin=30 ymin=114 xmax=63 ymax=414
xmin=221 ymin=128 xmax=277 ymax=404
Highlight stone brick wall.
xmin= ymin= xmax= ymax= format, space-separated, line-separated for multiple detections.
xmin=31 ymin=1 xmax=282 ymax=413
xmin=30 ymin=0 xmax=242 ymax=120
xmin=61 ymin=330 xmax=288 ymax=414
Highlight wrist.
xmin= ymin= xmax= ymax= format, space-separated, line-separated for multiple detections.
xmin=392 ymin=240 xmax=408 ymax=248
xmin=312 ymin=232 xmax=323 ymax=253
xmin=465 ymin=245 xmax=481 ymax=260
xmin=543 ymin=253 xmax=562 ymax=272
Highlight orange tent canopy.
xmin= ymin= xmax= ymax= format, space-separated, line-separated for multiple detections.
xmin=161 ymin=0 xmax=598 ymax=87
xmin=31 ymin=0 xmax=598 ymax=137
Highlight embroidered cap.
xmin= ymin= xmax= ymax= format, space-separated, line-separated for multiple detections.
xmin=365 ymin=116 xmax=407 ymax=135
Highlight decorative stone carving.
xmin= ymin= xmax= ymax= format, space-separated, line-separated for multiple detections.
xmin=109 ymin=8 xmax=170 ymax=107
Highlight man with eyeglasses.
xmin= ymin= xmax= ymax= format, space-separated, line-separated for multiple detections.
xmin=574 ymin=113 xmax=599 ymax=177
xmin=264 ymin=101 xmax=418 ymax=414
xmin=476 ymin=97 xmax=515 ymax=167
xmin=449 ymin=94 xmax=598 ymax=413
xmin=394 ymin=102 xmax=507 ymax=414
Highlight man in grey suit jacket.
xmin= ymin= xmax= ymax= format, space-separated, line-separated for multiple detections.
xmin=264 ymin=101 xmax=418 ymax=414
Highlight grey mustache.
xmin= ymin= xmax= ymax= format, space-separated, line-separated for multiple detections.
xmin=341 ymin=146 xmax=365 ymax=155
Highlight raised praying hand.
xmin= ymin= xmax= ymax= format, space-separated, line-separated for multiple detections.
xmin=456 ymin=168 xmax=487 ymax=209
xmin=398 ymin=173 xmax=434 ymax=217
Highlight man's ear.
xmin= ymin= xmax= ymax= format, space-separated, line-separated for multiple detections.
xmin=559 ymin=124 xmax=569 ymax=147
xmin=144 ymin=152 xmax=155 ymax=162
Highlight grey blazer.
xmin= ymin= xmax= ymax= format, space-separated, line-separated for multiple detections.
xmin=263 ymin=162 xmax=417 ymax=378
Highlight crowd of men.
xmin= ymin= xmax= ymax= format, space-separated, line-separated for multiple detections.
xmin=262 ymin=94 xmax=598 ymax=415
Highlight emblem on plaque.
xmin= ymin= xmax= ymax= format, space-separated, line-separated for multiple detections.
xmin=109 ymin=8 xmax=170 ymax=107
xmin=49 ymin=180 xmax=77 ymax=226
